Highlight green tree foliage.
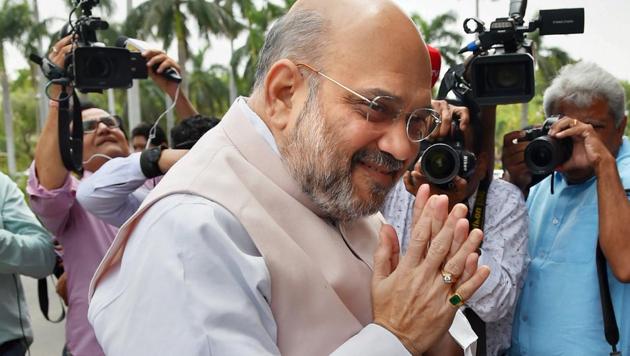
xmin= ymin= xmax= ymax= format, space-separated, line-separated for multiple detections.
xmin=410 ymin=11 xmax=463 ymax=67
xmin=0 ymin=69 xmax=37 ymax=173
xmin=0 ymin=0 xmax=33 ymax=175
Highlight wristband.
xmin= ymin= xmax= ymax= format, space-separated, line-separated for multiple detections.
xmin=140 ymin=147 xmax=164 ymax=178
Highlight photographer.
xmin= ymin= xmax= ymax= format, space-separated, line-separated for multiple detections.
xmin=383 ymin=101 xmax=528 ymax=356
xmin=27 ymin=35 xmax=195 ymax=356
xmin=76 ymin=115 xmax=219 ymax=228
xmin=505 ymin=62 xmax=630 ymax=354
xmin=0 ymin=172 xmax=55 ymax=356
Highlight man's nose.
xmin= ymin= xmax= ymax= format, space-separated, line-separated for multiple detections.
xmin=95 ymin=121 xmax=111 ymax=134
xmin=377 ymin=118 xmax=417 ymax=163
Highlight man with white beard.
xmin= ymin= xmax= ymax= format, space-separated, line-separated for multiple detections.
xmin=88 ymin=0 xmax=490 ymax=355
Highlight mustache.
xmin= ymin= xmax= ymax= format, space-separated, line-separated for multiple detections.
xmin=352 ymin=149 xmax=404 ymax=173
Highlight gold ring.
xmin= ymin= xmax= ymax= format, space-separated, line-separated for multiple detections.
xmin=52 ymin=47 xmax=58 ymax=54
xmin=448 ymin=293 xmax=465 ymax=307
xmin=441 ymin=270 xmax=455 ymax=284
xmin=572 ymin=119 xmax=577 ymax=127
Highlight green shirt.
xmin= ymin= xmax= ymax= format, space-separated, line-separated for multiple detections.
xmin=0 ymin=172 xmax=55 ymax=345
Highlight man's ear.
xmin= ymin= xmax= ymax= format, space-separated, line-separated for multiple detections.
xmin=617 ymin=115 xmax=628 ymax=136
xmin=263 ymin=59 xmax=306 ymax=132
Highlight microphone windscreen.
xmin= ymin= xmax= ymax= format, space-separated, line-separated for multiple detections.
xmin=427 ymin=45 xmax=442 ymax=88
xmin=115 ymin=36 xmax=129 ymax=48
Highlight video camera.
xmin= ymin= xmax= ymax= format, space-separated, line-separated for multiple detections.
xmin=441 ymin=0 xmax=584 ymax=106
xmin=32 ymin=0 xmax=147 ymax=93
xmin=420 ymin=117 xmax=476 ymax=187
xmin=27 ymin=0 xmax=151 ymax=174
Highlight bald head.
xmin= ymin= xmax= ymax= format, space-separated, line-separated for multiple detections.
xmin=253 ymin=0 xmax=431 ymax=96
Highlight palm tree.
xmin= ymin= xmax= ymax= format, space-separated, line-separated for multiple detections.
xmin=124 ymin=0 xmax=238 ymax=93
xmin=188 ymin=45 xmax=230 ymax=116
xmin=228 ymin=0 xmax=293 ymax=96
xmin=0 ymin=0 xmax=32 ymax=175
xmin=411 ymin=11 xmax=463 ymax=68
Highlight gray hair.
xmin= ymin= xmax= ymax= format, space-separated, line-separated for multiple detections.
xmin=543 ymin=61 xmax=626 ymax=127
xmin=252 ymin=9 xmax=328 ymax=93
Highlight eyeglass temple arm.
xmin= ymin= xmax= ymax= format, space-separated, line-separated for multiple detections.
xmin=295 ymin=63 xmax=375 ymax=105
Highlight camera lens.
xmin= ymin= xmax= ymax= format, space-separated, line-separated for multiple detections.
xmin=530 ymin=144 xmax=552 ymax=168
xmin=525 ymin=136 xmax=573 ymax=175
xmin=85 ymin=57 xmax=111 ymax=78
xmin=421 ymin=143 xmax=460 ymax=185
xmin=494 ymin=64 xmax=522 ymax=88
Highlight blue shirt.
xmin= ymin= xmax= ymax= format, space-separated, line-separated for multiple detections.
xmin=511 ymin=137 xmax=630 ymax=355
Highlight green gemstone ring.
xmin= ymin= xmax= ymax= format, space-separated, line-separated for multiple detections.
xmin=448 ymin=293 xmax=465 ymax=307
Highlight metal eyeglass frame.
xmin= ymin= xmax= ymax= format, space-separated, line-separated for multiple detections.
xmin=295 ymin=62 xmax=441 ymax=142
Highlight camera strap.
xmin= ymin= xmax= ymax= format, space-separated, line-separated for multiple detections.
xmin=595 ymin=188 xmax=629 ymax=356
xmin=57 ymin=88 xmax=84 ymax=174
xmin=597 ymin=244 xmax=621 ymax=355
xmin=464 ymin=176 xmax=491 ymax=356
xmin=37 ymin=277 xmax=66 ymax=323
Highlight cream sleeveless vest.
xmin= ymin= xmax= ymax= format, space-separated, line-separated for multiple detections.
xmin=90 ymin=102 xmax=384 ymax=355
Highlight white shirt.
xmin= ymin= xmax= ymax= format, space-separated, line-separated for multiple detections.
xmin=88 ymin=98 xmax=477 ymax=355
xmin=382 ymin=178 xmax=529 ymax=356
xmin=76 ymin=152 xmax=150 ymax=227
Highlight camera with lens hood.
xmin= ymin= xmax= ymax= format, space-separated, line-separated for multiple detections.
xmin=420 ymin=119 xmax=476 ymax=187
xmin=523 ymin=115 xmax=573 ymax=176
xmin=454 ymin=0 xmax=584 ymax=105
xmin=64 ymin=0 xmax=147 ymax=93
xmin=31 ymin=0 xmax=147 ymax=94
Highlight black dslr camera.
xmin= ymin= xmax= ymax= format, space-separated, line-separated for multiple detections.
xmin=523 ymin=115 xmax=573 ymax=176
xmin=459 ymin=0 xmax=584 ymax=105
xmin=420 ymin=118 xmax=476 ymax=187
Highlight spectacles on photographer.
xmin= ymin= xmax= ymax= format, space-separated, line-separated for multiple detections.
xmin=82 ymin=116 xmax=121 ymax=133
xmin=295 ymin=63 xmax=441 ymax=142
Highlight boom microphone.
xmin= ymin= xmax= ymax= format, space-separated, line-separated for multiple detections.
xmin=115 ymin=36 xmax=182 ymax=83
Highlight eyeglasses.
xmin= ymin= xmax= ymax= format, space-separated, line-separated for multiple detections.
xmin=82 ymin=116 xmax=121 ymax=133
xmin=296 ymin=63 xmax=441 ymax=142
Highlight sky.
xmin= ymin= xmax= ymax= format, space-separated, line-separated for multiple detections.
xmin=8 ymin=0 xmax=630 ymax=82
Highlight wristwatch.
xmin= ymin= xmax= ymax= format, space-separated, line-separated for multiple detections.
xmin=140 ymin=146 xmax=163 ymax=178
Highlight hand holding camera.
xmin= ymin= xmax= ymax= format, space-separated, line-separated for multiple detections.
xmin=404 ymin=162 xmax=470 ymax=210
xmin=501 ymin=130 xmax=533 ymax=194
xmin=404 ymin=101 xmax=477 ymax=208
xmin=143 ymin=49 xmax=182 ymax=99
xmin=549 ymin=117 xmax=616 ymax=174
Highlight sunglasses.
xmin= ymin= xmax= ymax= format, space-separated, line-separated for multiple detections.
xmin=82 ymin=116 xmax=121 ymax=133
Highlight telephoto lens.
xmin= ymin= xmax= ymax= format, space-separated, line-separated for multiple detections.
xmin=421 ymin=143 xmax=476 ymax=186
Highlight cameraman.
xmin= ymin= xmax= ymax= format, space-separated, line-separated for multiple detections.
xmin=504 ymin=62 xmax=630 ymax=354
xmin=27 ymin=35 xmax=195 ymax=356
xmin=382 ymin=101 xmax=528 ymax=356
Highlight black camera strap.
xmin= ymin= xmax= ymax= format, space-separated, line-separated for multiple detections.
xmin=464 ymin=176 xmax=491 ymax=356
xmin=595 ymin=188 xmax=629 ymax=356
xmin=470 ymin=177 xmax=491 ymax=233
xmin=37 ymin=277 xmax=66 ymax=323
xmin=597 ymin=244 xmax=621 ymax=355
xmin=58 ymin=88 xmax=84 ymax=174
